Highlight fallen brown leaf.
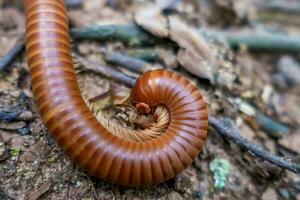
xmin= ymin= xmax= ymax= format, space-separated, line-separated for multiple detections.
xmin=20 ymin=140 xmax=45 ymax=162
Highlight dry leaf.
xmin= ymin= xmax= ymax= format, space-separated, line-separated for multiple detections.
xmin=135 ymin=4 xmax=214 ymax=81
xmin=169 ymin=16 xmax=214 ymax=81
xmin=134 ymin=4 xmax=169 ymax=37
xmin=20 ymin=140 xmax=45 ymax=162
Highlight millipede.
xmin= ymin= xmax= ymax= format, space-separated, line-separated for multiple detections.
xmin=23 ymin=0 xmax=208 ymax=186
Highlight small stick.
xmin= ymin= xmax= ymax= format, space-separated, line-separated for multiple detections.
xmin=104 ymin=50 xmax=151 ymax=74
xmin=70 ymin=24 xmax=158 ymax=46
xmin=0 ymin=36 xmax=24 ymax=72
xmin=208 ymin=116 xmax=300 ymax=174
xmin=199 ymin=29 xmax=300 ymax=52
xmin=257 ymin=1 xmax=300 ymax=15
xmin=75 ymin=54 xmax=136 ymax=87
xmin=127 ymin=48 xmax=161 ymax=62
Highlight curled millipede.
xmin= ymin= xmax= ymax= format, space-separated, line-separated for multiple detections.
xmin=24 ymin=0 xmax=208 ymax=186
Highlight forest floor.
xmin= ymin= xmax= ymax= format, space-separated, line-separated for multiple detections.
xmin=0 ymin=0 xmax=300 ymax=199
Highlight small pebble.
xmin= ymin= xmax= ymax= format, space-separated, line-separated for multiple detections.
xmin=75 ymin=180 xmax=81 ymax=188
xmin=194 ymin=190 xmax=203 ymax=200
xmin=277 ymin=188 xmax=290 ymax=199
xmin=18 ymin=111 xmax=33 ymax=121
xmin=277 ymin=56 xmax=300 ymax=85
xmin=17 ymin=126 xmax=30 ymax=135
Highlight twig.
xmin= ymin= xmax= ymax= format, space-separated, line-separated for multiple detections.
xmin=0 ymin=36 xmax=24 ymax=72
xmin=66 ymin=0 xmax=83 ymax=8
xmin=70 ymin=24 xmax=158 ymax=46
xmin=208 ymin=116 xmax=300 ymax=174
xmin=91 ymin=183 xmax=100 ymax=200
xmin=255 ymin=111 xmax=289 ymax=138
xmin=75 ymin=54 xmax=136 ymax=87
xmin=127 ymin=48 xmax=161 ymax=62
xmin=199 ymin=29 xmax=300 ymax=52
xmin=232 ymin=99 xmax=290 ymax=138
xmin=257 ymin=1 xmax=300 ymax=15
xmin=104 ymin=50 xmax=151 ymax=74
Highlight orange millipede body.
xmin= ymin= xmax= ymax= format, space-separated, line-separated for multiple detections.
xmin=24 ymin=0 xmax=208 ymax=186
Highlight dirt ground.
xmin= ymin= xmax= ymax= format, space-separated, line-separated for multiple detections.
xmin=0 ymin=0 xmax=300 ymax=199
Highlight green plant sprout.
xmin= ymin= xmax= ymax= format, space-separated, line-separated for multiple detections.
xmin=209 ymin=158 xmax=230 ymax=189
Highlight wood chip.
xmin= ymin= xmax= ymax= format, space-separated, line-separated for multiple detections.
xmin=0 ymin=121 xmax=26 ymax=130
xmin=27 ymin=181 xmax=52 ymax=200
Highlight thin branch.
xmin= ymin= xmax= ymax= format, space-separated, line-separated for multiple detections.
xmin=0 ymin=36 xmax=24 ymax=72
xmin=104 ymin=50 xmax=150 ymax=74
xmin=75 ymin=54 xmax=136 ymax=87
xmin=257 ymin=1 xmax=300 ymax=15
xmin=127 ymin=48 xmax=161 ymax=62
xmin=199 ymin=28 xmax=300 ymax=52
xmin=70 ymin=24 xmax=158 ymax=46
xmin=208 ymin=116 xmax=300 ymax=174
